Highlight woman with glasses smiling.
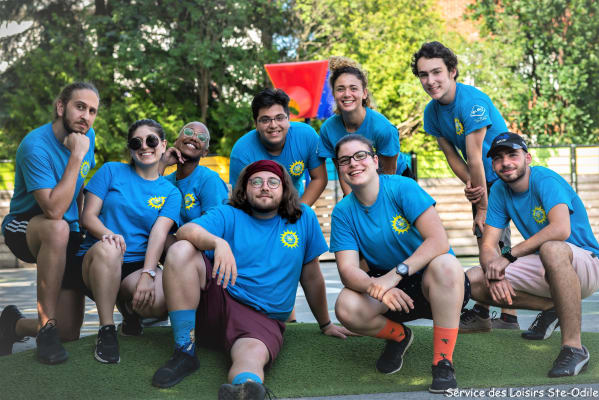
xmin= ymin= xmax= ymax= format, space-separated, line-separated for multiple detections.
xmin=69 ymin=119 xmax=181 ymax=364
xmin=160 ymin=121 xmax=229 ymax=224
xmin=330 ymin=134 xmax=469 ymax=393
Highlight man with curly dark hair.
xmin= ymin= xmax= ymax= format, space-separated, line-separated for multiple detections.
xmin=152 ymin=160 xmax=352 ymax=399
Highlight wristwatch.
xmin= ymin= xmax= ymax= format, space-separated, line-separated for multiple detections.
xmin=501 ymin=247 xmax=517 ymax=263
xmin=142 ymin=269 xmax=156 ymax=279
xmin=395 ymin=262 xmax=410 ymax=278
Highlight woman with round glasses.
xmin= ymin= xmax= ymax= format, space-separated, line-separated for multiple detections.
xmin=330 ymin=134 xmax=469 ymax=393
xmin=160 ymin=121 xmax=228 ymax=224
xmin=71 ymin=119 xmax=181 ymax=363
xmin=318 ymin=57 xmax=412 ymax=195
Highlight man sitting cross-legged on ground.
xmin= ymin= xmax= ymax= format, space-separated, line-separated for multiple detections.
xmin=466 ymin=132 xmax=599 ymax=377
xmin=151 ymin=160 xmax=352 ymax=399
xmin=331 ymin=134 xmax=470 ymax=393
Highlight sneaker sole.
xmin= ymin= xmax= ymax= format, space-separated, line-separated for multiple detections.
xmin=37 ymin=351 xmax=68 ymax=365
xmin=458 ymin=327 xmax=491 ymax=334
xmin=94 ymin=350 xmax=120 ymax=364
xmin=152 ymin=364 xmax=199 ymax=388
xmin=429 ymin=385 xmax=457 ymax=394
xmin=378 ymin=330 xmax=414 ymax=375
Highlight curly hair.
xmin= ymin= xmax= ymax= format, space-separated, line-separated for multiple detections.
xmin=53 ymin=82 xmax=100 ymax=120
xmin=411 ymin=41 xmax=459 ymax=80
xmin=229 ymin=161 xmax=303 ymax=224
xmin=328 ymin=56 xmax=373 ymax=110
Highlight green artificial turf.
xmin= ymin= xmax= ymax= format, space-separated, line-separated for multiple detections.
xmin=0 ymin=324 xmax=597 ymax=399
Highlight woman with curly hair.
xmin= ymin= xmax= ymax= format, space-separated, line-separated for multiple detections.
xmin=318 ymin=56 xmax=412 ymax=195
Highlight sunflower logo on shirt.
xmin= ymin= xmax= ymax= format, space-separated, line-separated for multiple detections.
xmin=391 ymin=215 xmax=410 ymax=234
xmin=148 ymin=196 xmax=166 ymax=210
xmin=289 ymin=161 xmax=305 ymax=177
xmin=454 ymin=119 xmax=464 ymax=136
xmin=80 ymin=161 xmax=90 ymax=178
xmin=185 ymin=194 xmax=196 ymax=210
xmin=532 ymin=206 xmax=547 ymax=224
xmin=280 ymin=230 xmax=299 ymax=248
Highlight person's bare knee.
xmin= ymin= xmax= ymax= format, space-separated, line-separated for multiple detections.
xmin=27 ymin=218 xmax=70 ymax=256
xmin=423 ymin=254 xmax=462 ymax=291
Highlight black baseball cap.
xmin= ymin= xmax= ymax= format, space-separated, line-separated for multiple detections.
xmin=486 ymin=132 xmax=528 ymax=158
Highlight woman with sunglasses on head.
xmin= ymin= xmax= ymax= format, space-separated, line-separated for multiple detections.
xmin=71 ymin=119 xmax=181 ymax=364
xmin=318 ymin=57 xmax=413 ymax=196
xmin=160 ymin=121 xmax=228 ymax=225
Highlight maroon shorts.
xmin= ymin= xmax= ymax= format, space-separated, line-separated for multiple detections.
xmin=196 ymin=254 xmax=286 ymax=364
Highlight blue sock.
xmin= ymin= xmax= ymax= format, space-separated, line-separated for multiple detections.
xmin=169 ymin=309 xmax=196 ymax=356
xmin=232 ymin=372 xmax=262 ymax=385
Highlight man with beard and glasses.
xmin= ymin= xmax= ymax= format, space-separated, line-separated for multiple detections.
xmin=0 ymin=82 xmax=99 ymax=364
xmin=151 ymin=160 xmax=352 ymax=399
xmin=466 ymin=133 xmax=599 ymax=378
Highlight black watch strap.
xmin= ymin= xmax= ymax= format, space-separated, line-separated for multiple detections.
xmin=501 ymin=248 xmax=517 ymax=263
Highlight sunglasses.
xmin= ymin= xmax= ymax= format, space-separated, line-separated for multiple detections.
xmin=248 ymin=176 xmax=281 ymax=189
xmin=128 ymin=134 xmax=161 ymax=150
xmin=182 ymin=128 xmax=209 ymax=142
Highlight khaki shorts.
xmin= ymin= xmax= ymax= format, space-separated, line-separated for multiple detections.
xmin=505 ymin=243 xmax=599 ymax=299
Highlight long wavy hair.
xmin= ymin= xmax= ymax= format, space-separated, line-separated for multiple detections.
xmin=230 ymin=161 xmax=303 ymax=224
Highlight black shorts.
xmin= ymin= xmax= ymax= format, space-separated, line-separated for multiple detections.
xmin=3 ymin=211 xmax=84 ymax=290
xmin=367 ymin=267 xmax=471 ymax=323
xmin=66 ymin=253 xmax=146 ymax=299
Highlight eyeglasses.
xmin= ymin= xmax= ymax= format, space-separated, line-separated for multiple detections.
xmin=337 ymin=150 xmax=374 ymax=166
xmin=128 ymin=134 xmax=161 ymax=150
xmin=248 ymin=176 xmax=281 ymax=189
xmin=182 ymin=128 xmax=209 ymax=142
xmin=257 ymin=114 xmax=288 ymax=125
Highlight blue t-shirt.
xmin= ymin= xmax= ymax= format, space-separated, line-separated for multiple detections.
xmin=423 ymin=82 xmax=508 ymax=183
xmin=229 ymin=122 xmax=324 ymax=192
xmin=165 ymin=165 xmax=228 ymax=223
xmin=486 ymin=166 xmax=599 ymax=256
xmin=193 ymin=203 xmax=328 ymax=321
xmin=318 ymin=107 xmax=407 ymax=174
xmin=330 ymin=175 xmax=450 ymax=271
xmin=78 ymin=162 xmax=182 ymax=262
xmin=2 ymin=123 xmax=96 ymax=233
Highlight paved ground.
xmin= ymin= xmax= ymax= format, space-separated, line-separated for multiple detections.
xmin=1 ymin=259 xmax=598 ymax=399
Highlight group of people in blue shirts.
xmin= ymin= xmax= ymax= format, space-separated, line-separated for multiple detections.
xmin=1 ymin=41 xmax=598 ymax=399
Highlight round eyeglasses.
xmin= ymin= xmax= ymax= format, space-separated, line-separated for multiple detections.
xmin=248 ymin=176 xmax=281 ymax=189
xmin=182 ymin=128 xmax=209 ymax=142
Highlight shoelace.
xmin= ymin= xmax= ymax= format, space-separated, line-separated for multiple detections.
xmin=528 ymin=312 xmax=547 ymax=331
xmin=460 ymin=309 xmax=478 ymax=322
xmin=553 ymin=348 xmax=578 ymax=368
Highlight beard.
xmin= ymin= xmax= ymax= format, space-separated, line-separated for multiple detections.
xmin=498 ymin=163 xmax=527 ymax=183
xmin=247 ymin=193 xmax=280 ymax=214
xmin=62 ymin=107 xmax=87 ymax=134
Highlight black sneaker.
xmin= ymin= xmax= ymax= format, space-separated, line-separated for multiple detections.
xmin=459 ymin=308 xmax=491 ymax=333
xmin=429 ymin=359 xmax=457 ymax=393
xmin=36 ymin=319 xmax=68 ymax=364
xmin=94 ymin=325 xmax=120 ymax=363
xmin=218 ymin=381 xmax=275 ymax=400
xmin=152 ymin=349 xmax=199 ymax=388
xmin=548 ymin=345 xmax=590 ymax=377
xmin=0 ymin=305 xmax=26 ymax=356
xmin=116 ymin=299 xmax=143 ymax=336
xmin=522 ymin=309 xmax=559 ymax=340
xmin=375 ymin=325 xmax=413 ymax=374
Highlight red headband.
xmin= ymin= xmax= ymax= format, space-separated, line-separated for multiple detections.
xmin=243 ymin=160 xmax=285 ymax=187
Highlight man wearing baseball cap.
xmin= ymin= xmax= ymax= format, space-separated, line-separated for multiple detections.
xmin=151 ymin=160 xmax=352 ymax=399
xmin=467 ymin=132 xmax=599 ymax=377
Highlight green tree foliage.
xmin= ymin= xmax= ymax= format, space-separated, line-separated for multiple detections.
xmin=0 ymin=0 xmax=292 ymax=161
xmin=469 ymin=0 xmax=599 ymax=145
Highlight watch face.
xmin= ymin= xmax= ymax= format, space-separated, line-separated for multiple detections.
xmin=396 ymin=263 xmax=408 ymax=276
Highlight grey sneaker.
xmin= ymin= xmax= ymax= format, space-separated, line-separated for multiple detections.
xmin=459 ymin=308 xmax=491 ymax=333
xmin=522 ymin=309 xmax=559 ymax=340
xmin=548 ymin=345 xmax=589 ymax=377
xmin=491 ymin=314 xmax=520 ymax=330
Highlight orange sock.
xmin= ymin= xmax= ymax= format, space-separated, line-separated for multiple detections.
xmin=375 ymin=319 xmax=406 ymax=342
xmin=433 ymin=326 xmax=458 ymax=365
